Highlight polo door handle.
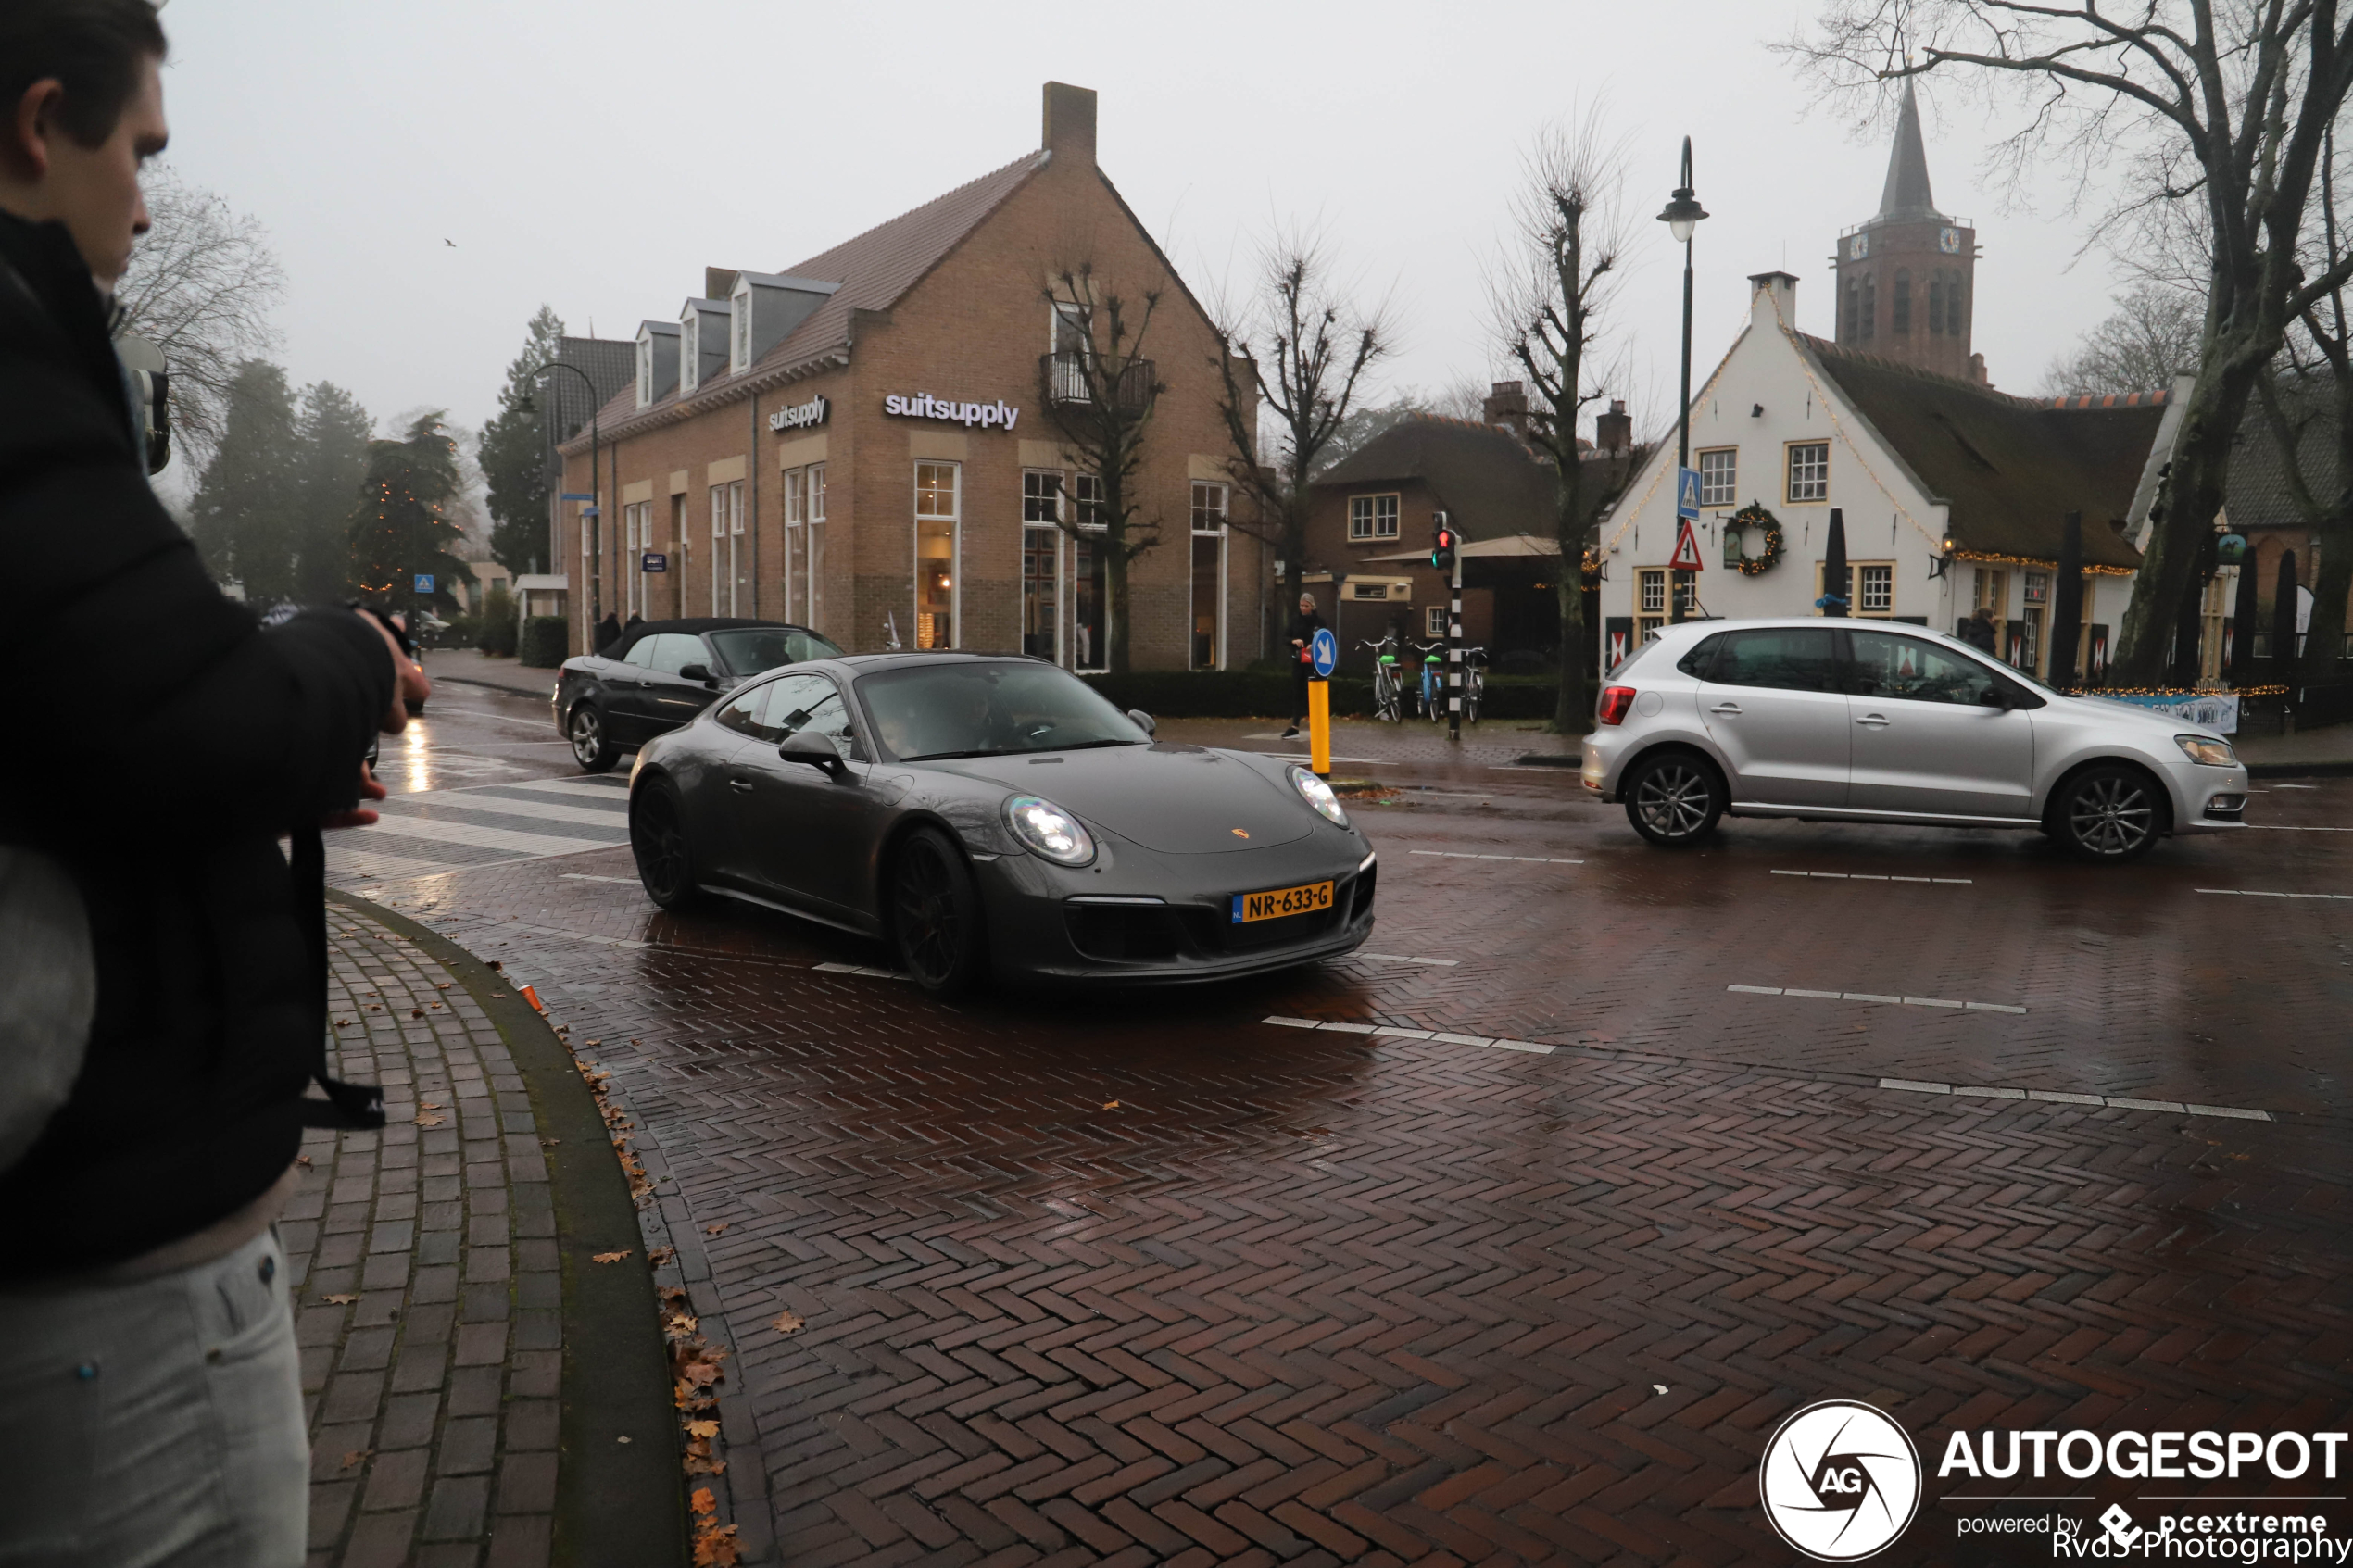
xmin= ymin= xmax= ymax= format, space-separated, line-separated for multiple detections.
xmin=1856 ymin=714 xmax=1891 ymax=728
xmin=1709 ymin=703 xmax=1743 ymax=716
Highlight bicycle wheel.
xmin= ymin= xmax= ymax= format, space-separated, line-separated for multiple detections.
xmin=1465 ymin=671 xmax=1483 ymax=724
xmin=1377 ymin=671 xmax=1401 ymax=723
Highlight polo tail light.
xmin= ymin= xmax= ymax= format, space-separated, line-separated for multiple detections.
xmin=1597 ymin=686 xmax=1638 ymax=725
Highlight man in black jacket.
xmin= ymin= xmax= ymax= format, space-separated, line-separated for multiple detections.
xmin=0 ymin=6 xmax=426 ymax=1562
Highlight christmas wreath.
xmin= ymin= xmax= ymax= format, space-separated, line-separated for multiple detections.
xmin=1725 ymin=502 xmax=1784 ymax=576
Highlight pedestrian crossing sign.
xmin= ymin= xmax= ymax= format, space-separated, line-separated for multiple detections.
xmin=1668 ymin=519 xmax=1705 ymax=573
xmin=1677 ymin=467 xmax=1702 ymax=520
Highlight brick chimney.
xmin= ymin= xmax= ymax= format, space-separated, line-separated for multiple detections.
xmin=1594 ymin=397 xmax=1631 ymax=455
xmin=1484 ymin=380 xmax=1529 ymax=440
xmin=1043 ymin=82 xmax=1097 ymax=169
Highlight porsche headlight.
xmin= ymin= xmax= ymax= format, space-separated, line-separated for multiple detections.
xmin=1290 ymin=767 xmax=1350 ymax=827
xmin=1004 ymin=795 xmax=1096 ymax=866
xmin=2176 ymin=734 xmax=2237 ymax=768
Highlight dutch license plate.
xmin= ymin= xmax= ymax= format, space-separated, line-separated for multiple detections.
xmin=1231 ymin=880 xmax=1334 ymax=924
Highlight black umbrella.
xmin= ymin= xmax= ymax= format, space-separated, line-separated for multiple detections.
xmin=1820 ymin=508 xmax=1849 ymax=617
xmin=2048 ymin=510 xmax=2083 ymax=688
xmin=2272 ymin=549 xmax=2301 ymax=675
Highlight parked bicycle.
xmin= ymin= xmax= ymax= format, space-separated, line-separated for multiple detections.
xmin=1414 ymin=641 xmax=1449 ymax=723
xmin=1360 ymin=636 xmax=1405 ymax=723
xmin=1461 ymin=645 xmax=1487 ymax=724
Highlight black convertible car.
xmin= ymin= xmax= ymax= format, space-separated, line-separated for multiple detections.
xmin=625 ymin=653 xmax=1378 ymax=993
xmin=554 ymin=617 xmax=841 ymax=771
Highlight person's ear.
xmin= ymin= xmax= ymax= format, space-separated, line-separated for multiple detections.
xmin=2 ymin=80 xmax=62 ymax=182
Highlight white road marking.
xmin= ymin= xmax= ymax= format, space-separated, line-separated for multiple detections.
xmin=355 ymin=815 xmax=613 ymax=857
xmin=812 ymin=961 xmax=908 ymax=981
xmin=1244 ymin=750 xmax=1396 ymax=767
xmin=561 ymin=873 xmax=641 ymax=885
xmin=1410 ymin=850 xmax=1583 ymax=864
xmin=2246 ymin=824 xmax=2353 ymax=832
xmin=1877 ymin=1078 xmax=2271 ymax=1121
xmin=1262 ymin=1017 xmax=1554 ymax=1054
xmin=1357 ymin=953 xmax=1460 ymax=966
xmin=483 ymin=777 xmax=633 ymax=801
xmin=388 ymin=794 xmax=628 ymax=831
xmin=2196 ymin=888 xmax=2353 ymax=900
xmin=1769 ymin=870 xmax=1971 ymax=884
xmin=410 ymin=706 xmax=554 ymax=726
xmin=1729 ymin=985 xmax=2026 ymax=1014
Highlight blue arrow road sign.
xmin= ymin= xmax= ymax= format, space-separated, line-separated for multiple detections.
xmin=413 ymin=574 xmax=434 ymax=594
xmin=1677 ymin=467 xmax=1702 ymax=520
xmin=1310 ymin=626 xmax=1338 ymax=678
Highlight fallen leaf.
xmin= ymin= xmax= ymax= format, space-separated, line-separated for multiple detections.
xmin=366 ymin=1004 xmax=382 ymax=1012
xmin=667 ymin=1312 xmax=698 ymax=1336
xmin=333 ymin=1018 xmax=351 ymax=1027
xmin=321 ymin=1293 xmax=359 ymax=1305
xmin=686 ymin=1419 xmax=720 ymax=1440
xmin=490 ymin=993 xmax=506 ymax=998
xmin=1102 ymin=1100 xmax=1120 ymax=1110
xmin=1652 ymin=1384 xmax=1669 ymax=1396
xmin=339 ymin=1449 xmax=371 ymax=1471
xmin=648 ymin=1246 xmax=674 ymax=1266
xmin=409 ymin=1008 xmax=424 ymax=1019
xmin=487 ymin=960 xmax=502 ymax=971
xmin=704 ymin=1223 xmax=728 ymax=1236
xmin=691 ymin=1524 xmax=741 ymax=1567
xmin=414 ymin=1113 xmax=445 ymax=1128
xmin=435 ymin=982 xmax=450 ymax=991
xmin=585 ymin=1039 xmax=601 ymax=1047
xmin=420 ymin=1101 xmax=442 ymax=1110
xmin=690 ymin=1486 xmax=717 ymax=1518
xmin=680 ymin=1359 xmax=724 ymax=1386
xmin=296 ymin=1155 xmax=313 ymax=1168
xmin=616 ymin=1434 xmax=632 ymax=1444
xmin=593 ymin=1250 xmax=632 ymax=1264
xmin=685 ymin=1452 xmax=726 ymax=1476
xmin=541 ymin=1137 xmax=560 ymax=1148
xmin=770 ymin=1311 xmax=804 ymax=1336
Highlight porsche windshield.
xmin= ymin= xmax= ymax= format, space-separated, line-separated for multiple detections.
xmin=858 ymin=661 xmax=1150 ymax=761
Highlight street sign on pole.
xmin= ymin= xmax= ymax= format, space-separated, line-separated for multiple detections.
xmin=559 ymin=492 xmax=595 ymax=502
xmin=641 ymin=552 xmax=668 ymax=573
xmin=1668 ymin=520 xmax=1705 ymax=573
xmin=1309 ymin=626 xmax=1337 ymax=678
xmin=413 ymin=574 xmax=435 ymax=595
xmin=1676 ymin=467 xmax=1703 ymax=520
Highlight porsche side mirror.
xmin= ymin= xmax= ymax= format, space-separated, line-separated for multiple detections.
xmin=678 ymin=662 xmax=714 ymax=684
xmin=1126 ymin=709 xmax=1156 ymax=736
xmin=777 ymin=730 xmax=847 ymax=777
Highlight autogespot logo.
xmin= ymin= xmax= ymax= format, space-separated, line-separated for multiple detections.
xmin=1761 ymin=1400 xmax=1924 ymax=1561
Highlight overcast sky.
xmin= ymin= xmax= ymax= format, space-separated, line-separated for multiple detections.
xmin=149 ymin=0 xmax=2139 ymax=483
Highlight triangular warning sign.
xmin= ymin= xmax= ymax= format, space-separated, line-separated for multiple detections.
xmin=1669 ymin=518 xmax=1705 ymax=572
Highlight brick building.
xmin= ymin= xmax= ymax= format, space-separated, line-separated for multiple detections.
xmin=1832 ymin=81 xmax=1986 ymax=385
xmin=554 ymin=82 xmax=1262 ymax=671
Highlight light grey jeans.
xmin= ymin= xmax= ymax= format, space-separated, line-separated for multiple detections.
xmin=0 ymin=1227 xmax=307 ymax=1567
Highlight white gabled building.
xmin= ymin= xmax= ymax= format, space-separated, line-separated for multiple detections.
xmin=1595 ymin=269 xmax=2183 ymax=684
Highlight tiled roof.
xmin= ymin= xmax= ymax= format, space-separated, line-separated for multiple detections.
xmin=1314 ymin=417 xmax=1562 ymax=538
xmin=573 ymin=151 xmax=1048 ymax=442
xmin=2223 ymin=383 xmax=2338 ymax=533
xmin=1800 ymin=335 xmax=2158 ymax=569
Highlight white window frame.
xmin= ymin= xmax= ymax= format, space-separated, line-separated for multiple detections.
xmin=1425 ymin=605 xmax=1447 ymax=639
xmin=1022 ymin=470 xmax=1065 ymax=667
xmin=679 ymin=308 xmax=700 ymax=395
xmin=1858 ymin=561 xmax=1894 ymax=616
xmin=914 ymin=460 xmax=961 ymax=650
xmin=731 ymin=286 xmax=751 ymax=374
xmin=1786 ymin=441 xmax=1830 ymax=504
xmin=1349 ymin=493 xmax=1401 ymax=541
xmin=1189 ymin=481 xmax=1228 ymax=671
xmin=1697 ymin=447 xmax=1736 ymax=508
xmin=635 ymin=336 xmax=653 ymax=408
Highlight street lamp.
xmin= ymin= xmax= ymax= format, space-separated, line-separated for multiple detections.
xmin=1656 ymin=136 xmax=1708 ymax=624
xmin=522 ymin=361 xmax=602 ymax=644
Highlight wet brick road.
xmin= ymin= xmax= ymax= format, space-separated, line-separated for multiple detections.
xmin=343 ymin=679 xmax=2353 ymax=1564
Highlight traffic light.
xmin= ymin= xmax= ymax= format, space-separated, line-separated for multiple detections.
xmin=1430 ymin=522 xmax=1459 ymax=572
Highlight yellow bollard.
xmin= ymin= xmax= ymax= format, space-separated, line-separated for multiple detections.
xmin=1308 ymin=678 xmax=1331 ymax=779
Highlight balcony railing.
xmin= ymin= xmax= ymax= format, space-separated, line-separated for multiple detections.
xmin=1041 ymin=352 xmax=1155 ymax=413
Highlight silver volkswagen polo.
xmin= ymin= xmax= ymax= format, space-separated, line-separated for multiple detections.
xmin=1579 ymin=619 xmax=2248 ymax=862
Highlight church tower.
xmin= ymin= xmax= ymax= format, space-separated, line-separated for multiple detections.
xmin=1832 ymin=81 xmax=1983 ymax=383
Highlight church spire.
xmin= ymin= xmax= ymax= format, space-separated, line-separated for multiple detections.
xmin=1876 ymin=79 xmax=1945 ymax=223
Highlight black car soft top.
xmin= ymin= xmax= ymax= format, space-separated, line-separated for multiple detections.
xmin=603 ymin=617 xmax=804 ymax=662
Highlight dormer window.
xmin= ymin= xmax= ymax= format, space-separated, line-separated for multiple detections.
xmin=635 ymin=336 xmax=653 ymax=408
xmin=732 ymin=287 xmax=752 ymax=373
xmin=679 ymin=307 xmax=700 ymax=395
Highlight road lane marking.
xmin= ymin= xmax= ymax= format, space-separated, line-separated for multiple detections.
xmin=560 ymin=874 xmax=641 ymax=885
xmin=1262 ymin=1017 xmax=1555 ymax=1054
xmin=812 ymin=961 xmax=908 ymax=980
xmin=1356 ymin=953 xmax=1460 ymax=966
xmin=389 ymin=794 xmax=631 ymax=830
xmin=1729 ymin=985 xmax=2026 ymax=1014
xmin=410 ymin=707 xmax=554 ymax=726
xmin=1769 ymin=870 xmax=1971 ymax=884
xmin=1876 ymin=1078 xmax=2271 ymax=1122
xmin=1410 ymin=850 xmax=1583 ymax=864
xmin=2196 ymin=888 xmax=2353 ymax=900
xmin=483 ymin=778 xmax=633 ymax=800
xmin=351 ymin=815 xmax=613 ymax=857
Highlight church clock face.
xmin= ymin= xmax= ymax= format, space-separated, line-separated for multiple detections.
xmin=1939 ymin=226 xmax=1962 ymax=254
xmin=1848 ymin=232 xmax=1869 ymax=260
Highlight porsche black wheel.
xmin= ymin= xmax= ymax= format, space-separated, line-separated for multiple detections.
xmin=890 ymin=827 xmax=985 ymax=997
xmin=2054 ymin=764 xmax=2163 ymax=863
xmin=630 ymin=784 xmax=699 ymax=909
xmin=1624 ymin=750 xmax=1725 ymax=847
xmin=569 ymin=703 xmax=619 ymax=772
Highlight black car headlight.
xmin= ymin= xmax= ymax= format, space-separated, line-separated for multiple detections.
xmin=1290 ymin=767 xmax=1350 ymax=827
xmin=1004 ymin=795 xmax=1096 ymax=866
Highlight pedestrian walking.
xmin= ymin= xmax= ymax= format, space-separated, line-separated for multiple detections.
xmin=1959 ymin=605 xmax=1998 ymax=654
xmin=597 ymin=608 xmax=622 ymax=651
xmin=1280 ymin=590 xmax=1326 ymax=739
xmin=0 ymin=6 xmax=426 ymax=1563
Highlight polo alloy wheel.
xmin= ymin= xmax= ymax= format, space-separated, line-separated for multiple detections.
xmin=2058 ymin=766 xmax=2161 ymax=862
xmin=1625 ymin=753 xmax=1724 ymax=847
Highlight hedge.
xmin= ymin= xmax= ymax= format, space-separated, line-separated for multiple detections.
xmin=474 ymin=585 xmax=518 ymax=658
xmin=1080 ymin=671 xmax=1563 ymax=721
xmin=519 ymin=616 xmax=569 ymax=669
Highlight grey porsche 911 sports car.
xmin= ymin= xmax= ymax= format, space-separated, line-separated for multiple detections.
xmin=624 ymin=652 xmax=1378 ymax=993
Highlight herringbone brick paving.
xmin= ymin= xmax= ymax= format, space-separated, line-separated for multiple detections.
xmin=337 ymin=701 xmax=2353 ymax=1563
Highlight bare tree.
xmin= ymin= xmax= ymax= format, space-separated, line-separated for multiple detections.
xmin=114 ymin=164 xmax=284 ymax=464
xmin=1491 ymin=115 xmax=1636 ymax=734
xmin=1785 ymin=1 xmax=2353 ymax=683
xmin=1209 ymin=231 xmax=1391 ymax=615
xmin=2043 ymin=282 xmax=2204 ymax=395
xmin=1035 ymin=263 xmax=1166 ymax=675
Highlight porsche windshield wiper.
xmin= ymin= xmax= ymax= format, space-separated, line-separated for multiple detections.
xmin=898 ymin=748 xmax=1004 ymax=761
xmin=1052 ymin=738 xmax=1147 ymax=751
